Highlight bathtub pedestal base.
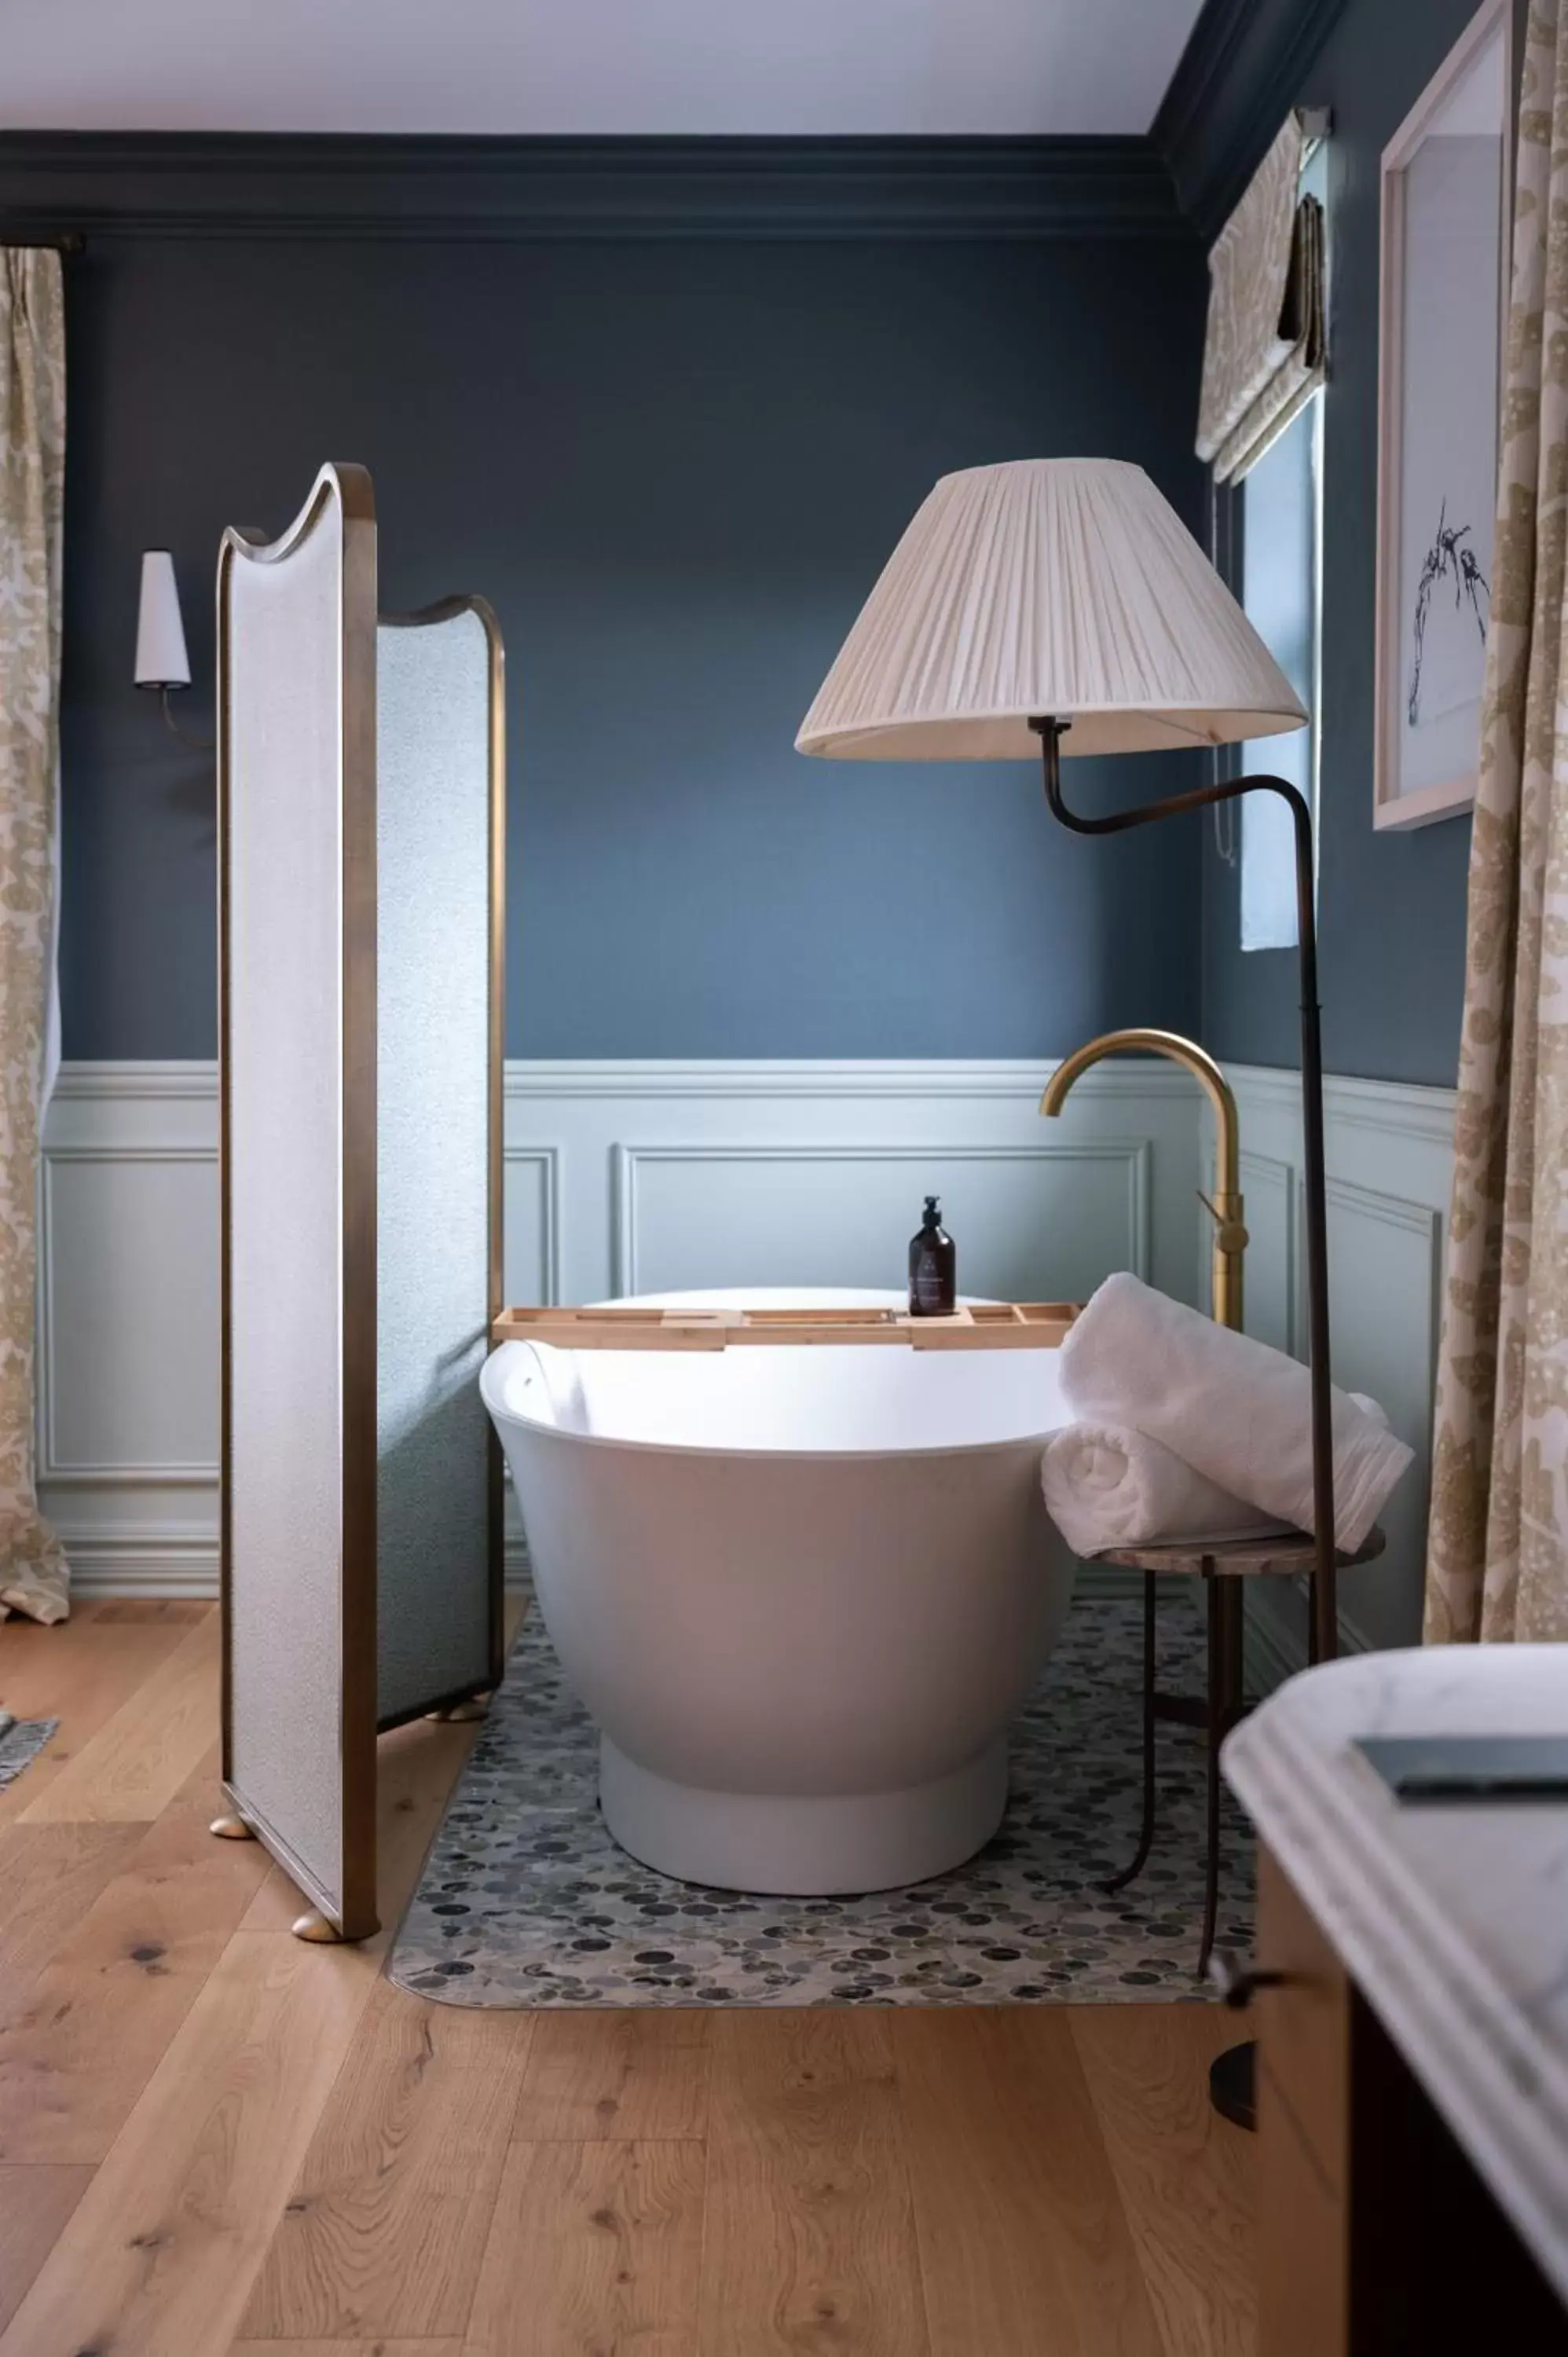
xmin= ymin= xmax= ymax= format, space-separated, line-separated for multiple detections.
xmin=599 ymin=1736 xmax=1009 ymax=1896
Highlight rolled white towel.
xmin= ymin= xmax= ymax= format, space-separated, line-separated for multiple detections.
xmin=1041 ymin=1422 xmax=1290 ymax=1558
xmin=1059 ymin=1271 xmax=1413 ymax=1552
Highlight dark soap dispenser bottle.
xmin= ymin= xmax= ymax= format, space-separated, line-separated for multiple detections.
xmin=909 ymin=1195 xmax=956 ymax=1317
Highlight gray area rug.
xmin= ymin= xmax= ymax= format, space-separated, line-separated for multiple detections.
xmin=390 ymin=1590 xmax=1255 ymax=2008
xmin=0 ymin=1716 xmax=58 ymax=1790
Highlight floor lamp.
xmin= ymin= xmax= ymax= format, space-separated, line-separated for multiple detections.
xmin=797 ymin=458 xmax=1338 ymax=2121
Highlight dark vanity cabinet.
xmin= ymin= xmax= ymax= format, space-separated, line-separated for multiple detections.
xmin=1254 ymin=1846 xmax=1568 ymax=2354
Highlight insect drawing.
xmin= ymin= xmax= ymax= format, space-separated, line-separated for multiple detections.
xmin=1408 ymin=498 xmax=1489 ymax=728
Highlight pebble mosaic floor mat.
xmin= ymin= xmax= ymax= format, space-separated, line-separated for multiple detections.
xmin=390 ymin=1589 xmax=1256 ymax=2008
xmin=0 ymin=1717 xmax=58 ymax=1790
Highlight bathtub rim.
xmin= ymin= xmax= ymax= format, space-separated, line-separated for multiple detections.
xmin=481 ymin=1337 xmax=1067 ymax=1468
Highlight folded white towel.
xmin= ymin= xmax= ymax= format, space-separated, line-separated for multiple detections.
xmin=1058 ymin=1271 xmax=1413 ymax=1552
xmin=1041 ymin=1421 xmax=1289 ymax=1558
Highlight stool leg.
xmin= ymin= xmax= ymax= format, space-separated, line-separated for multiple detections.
xmin=1200 ymin=1563 xmax=1223 ymax=1976
xmin=1200 ymin=1571 xmax=1247 ymax=1976
xmin=1106 ymin=1570 xmax=1158 ymax=1893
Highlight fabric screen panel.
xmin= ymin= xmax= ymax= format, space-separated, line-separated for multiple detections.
xmin=375 ymin=602 xmax=503 ymax=1727
xmin=218 ymin=464 xmax=379 ymax=1938
xmin=1196 ymin=115 xmax=1326 ymax=485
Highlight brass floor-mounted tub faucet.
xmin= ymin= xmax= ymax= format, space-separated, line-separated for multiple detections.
xmin=1040 ymin=1026 xmax=1247 ymax=1332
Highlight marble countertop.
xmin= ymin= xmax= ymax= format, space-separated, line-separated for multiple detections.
xmin=1223 ymin=1644 xmax=1568 ymax=2307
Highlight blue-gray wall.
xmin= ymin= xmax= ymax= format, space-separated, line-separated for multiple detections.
xmin=20 ymin=146 xmax=1208 ymax=1060
xmin=1192 ymin=0 xmax=1516 ymax=1089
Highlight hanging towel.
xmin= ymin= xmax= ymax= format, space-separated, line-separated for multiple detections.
xmin=1058 ymin=1271 xmax=1413 ymax=1552
xmin=1041 ymin=1422 xmax=1290 ymax=1558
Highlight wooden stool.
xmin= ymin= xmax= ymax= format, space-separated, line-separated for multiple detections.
xmin=1092 ymin=1526 xmax=1387 ymax=1974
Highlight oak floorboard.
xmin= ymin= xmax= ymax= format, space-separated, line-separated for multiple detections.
xmin=0 ymin=2163 xmax=94 ymax=2334
xmin=0 ymin=1601 xmax=195 ymax=1827
xmin=91 ymin=1598 xmax=211 ymax=1626
xmin=896 ymin=2008 xmax=1167 ymax=2357
xmin=463 ymin=2139 xmax=706 ymax=2357
xmin=232 ymin=2344 xmax=463 ymax=2355
xmin=698 ymin=2008 xmax=929 ymax=2357
xmin=0 ymin=1743 xmax=273 ymax=2162
xmin=0 ymin=1930 xmax=379 ymax=2357
xmin=515 ymin=2009 xmax=712 ymax=2142
xmin=241 ymin=1979 xmax=533 ymax=2341
xmin=0 ymin=1818 xmax=145 ymax=1993
xmin=0 ymin=1600 xmax=1262 ymax=2355
xmin=1070 ymin=2007 xmax=1257 ymax=2357
xmin=19 ymin=1607 xmax=220 ymax=1824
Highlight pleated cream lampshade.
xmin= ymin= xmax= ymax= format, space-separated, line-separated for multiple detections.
xmin=797 ymin=458 xmax=1306 ymax=761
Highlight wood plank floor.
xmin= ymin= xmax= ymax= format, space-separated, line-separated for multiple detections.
xmin=0 ymin=1600 xmax=1257 ymax=2354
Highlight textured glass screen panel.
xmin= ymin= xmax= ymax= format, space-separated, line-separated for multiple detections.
xmin=376 ymin=610 xmax=493 ymax=1724
xmin=225 ymin=500 xmax=345 ymax=1906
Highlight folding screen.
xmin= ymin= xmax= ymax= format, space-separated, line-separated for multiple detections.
xmin=217 ymin=465 xmax=504 ymax=1941
xmin=375 ymin=599 xmax=506 ymax=1728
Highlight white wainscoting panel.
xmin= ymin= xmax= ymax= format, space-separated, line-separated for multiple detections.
xmin=35 ymin=1056 xmax=1456 ymax=1634
xmin=1225 ymin=1065 xmax=1456 ymax=1683
xmin=38 ymin=1057 xmax=1201 ymax=1597
xmin=38 ymin=1065 xmax=223 ymax=1596
xmin=611 ymin=1142 xmax=1151 ymax=1299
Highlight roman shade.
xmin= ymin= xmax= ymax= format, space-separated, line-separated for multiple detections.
xmin=1196 ymin=115 xmax=1327 ymax=484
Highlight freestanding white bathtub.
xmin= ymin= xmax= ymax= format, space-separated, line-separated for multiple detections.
xmin=481 ymin=1288 xmax=1078 ymax=1895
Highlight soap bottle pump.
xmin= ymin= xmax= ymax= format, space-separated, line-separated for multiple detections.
xmin=908 ymin=1196 xmax=956 ymax=1317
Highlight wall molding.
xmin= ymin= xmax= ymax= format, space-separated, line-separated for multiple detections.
xmin=1152 ymin=0 xmax=1352 ymax=235
xmin=51 ymin=1058 xmax=219 ymax=1100
xmin=505 ymin=1058 xmax=1200 ymax=1102
xmin=0 ymin=131 xmax=1192 ymax=244
xmin=54 ymin=1527 xmax=225 ymax=1603
xmin=610 ymin=1136 xmax=1152 ymax=1296
xmin=504 ymin=1142 xmax=562 ymax=1315
xmin=1230 ymin=1062 xmax=1458 ymax=1150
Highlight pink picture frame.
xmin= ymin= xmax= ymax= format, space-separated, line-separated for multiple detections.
xmin=1373 ymin=0 xmax=1513 ymax=831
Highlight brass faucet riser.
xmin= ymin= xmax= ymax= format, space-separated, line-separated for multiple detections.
xmin=1039 ymin=1026 xmax=1246 ymax=1332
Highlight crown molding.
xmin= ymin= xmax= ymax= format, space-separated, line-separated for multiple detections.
xmin=1152 ymin=0 xmax=1351 ymax=238
xmin=0 ymin=130 xmax=1192 ymax=243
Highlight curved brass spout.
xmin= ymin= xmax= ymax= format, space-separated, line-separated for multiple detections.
xmin=1040 ymin=1027 xmax=1247 ymax=1331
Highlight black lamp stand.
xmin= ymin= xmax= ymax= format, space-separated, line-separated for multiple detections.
xmin=1031 ymin=716 xmax=1339 ymax=2132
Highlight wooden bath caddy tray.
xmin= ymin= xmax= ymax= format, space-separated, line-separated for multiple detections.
xmin=491 ymin=1303 xmax=1081 ymax=1351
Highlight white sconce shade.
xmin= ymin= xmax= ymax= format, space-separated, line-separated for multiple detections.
xmin=797 ymin=458 xmax=1307 ymax=761
xmin=134 ymin=549 xmax=192 ymax=690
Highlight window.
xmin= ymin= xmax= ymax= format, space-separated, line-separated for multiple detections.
xmin=1234 ymin=139 xmax=1326 ymax=951
xmin=1237 ymin=390 xmax=1322 ymax=949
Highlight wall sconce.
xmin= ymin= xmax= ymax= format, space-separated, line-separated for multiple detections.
xmin=135 ymin=549 xmax=213 ymax=750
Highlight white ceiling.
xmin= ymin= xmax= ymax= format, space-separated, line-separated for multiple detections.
xmin=1 ymin=0 xmax=1206 ymax=137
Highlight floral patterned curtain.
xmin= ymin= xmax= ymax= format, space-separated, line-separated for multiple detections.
xmin=1427 ymin=0 xmax=1568 ymax=1644
xmin=0 ymin=248 xmax=68 ymax=1625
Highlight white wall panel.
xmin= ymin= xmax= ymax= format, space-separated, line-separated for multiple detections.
xmin=41 ymin=1145 xmax=218 ymax=1480
xmin=610 ymin=1141 xmax=1149 ymax=1300
xmin=1225 ymin=1066 xmax=1455 ymax=1677
xmin=38 ymin=1055 xmax=1456 ymax=1684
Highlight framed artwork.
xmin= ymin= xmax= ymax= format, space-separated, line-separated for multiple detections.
xmin=1374 ymin=0 xmax=1512 ymax=830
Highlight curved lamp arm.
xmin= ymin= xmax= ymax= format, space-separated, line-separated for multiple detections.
xmin=1029 ymin=714 xmax=1338 ymax=1665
